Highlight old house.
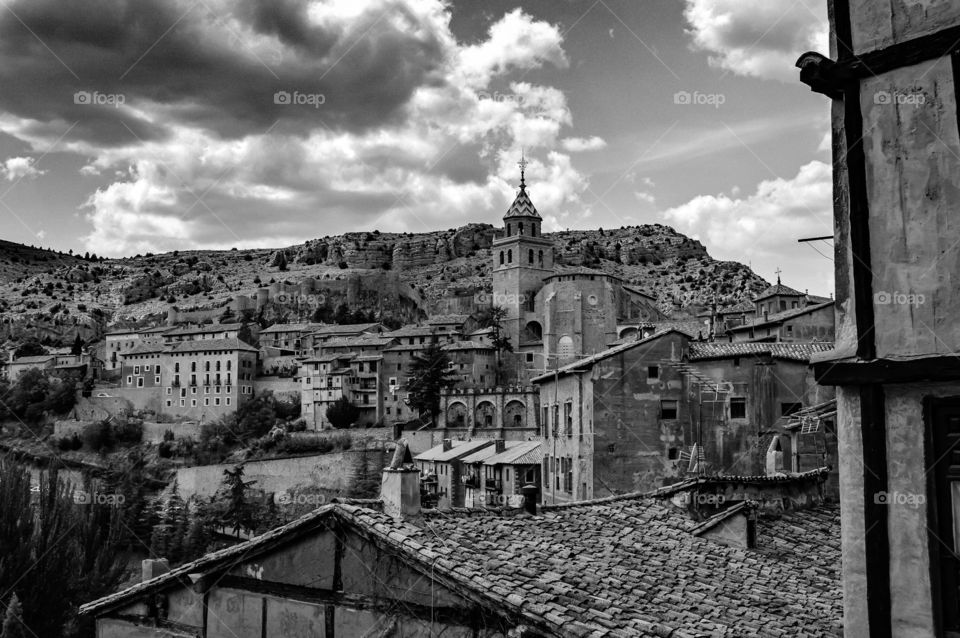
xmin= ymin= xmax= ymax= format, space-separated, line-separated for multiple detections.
xmin=459 ymin=440 xmax=543 ymax=508
xmin=797 ymin=1 xmax=960 ymax=634
xmin=727 ymin=300 xmax=834 ymax=343
xmin=414 ymin=439 xmax=494 ymax=508
xmin=81 ymin=453 xmax=842 ymax=637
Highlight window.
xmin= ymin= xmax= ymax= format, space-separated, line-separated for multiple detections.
xmin=564 ymin=402 xmax=573 ymax=437
xmin=781 ymin=402 xmax=802 ymax=417
xmin=528 ymin=249 xmax=534 ymax=263
xmin=215 ymin=398 xmax=221 ymax=406
xmin=144 ymin=365 xmax=151 ymax=373
xmin=668 ymin=447 xmax=679 ymax=460
xmin=507 ymin=249 xmax=512 ymax=263
xmin=155 ymin=375 xmax=160 ymax=384
xmin=204 ymin=398 xmax=209 ymax=406
xmin=525 ymin=353 xmax=534 ymax=363
xmin=730 ymin=397 xmax=747 ymax=419
xmin=179 ymin=399 xmax=185 ymax=407
xmin=553 ymin=404 xmax=560 ymax=435
xmin=648 ymin=366 xmax=659 ymax=379
xmin=134 ymin=365 xmax=140 ymax=375
xmin=204 ymin=361 xmax=210 ymax=371
xmin=733 ymin=357 xmax=740 ymax=367
xmin=126 ymin=376 xmax=132 ymax=385
xmin=660 ymin=400 xmax=678 ymax=419
xmin=137 ymin=377 xmax=144 ymax=387
xmin=191 ymin=399 xmax=197 ymax=407
xmin=558 ymin=335 xmax=574 ymax=359
xmin=166 ymin=400 xmax=172 ymax=407
xmin=786 ymin=324 xmax=793 ymax=334
xmin=166 ymin=387 xmax=172 ymax=395
xmin=226 ymin=398 xmax=231 ymax=406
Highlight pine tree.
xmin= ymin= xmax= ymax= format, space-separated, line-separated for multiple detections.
xmin=1 ymin=593 xmax=26 ymax=638
xmin=70 ymin=333 xmax=83 ymax=356
xmin=406 ymin=339 xmax=458 ymax=426
xmin=222 ymin=465 xmax=257 ymax=537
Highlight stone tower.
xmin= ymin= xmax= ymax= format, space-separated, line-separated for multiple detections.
xmin=491 ymin=157 xmax=554 ymax=350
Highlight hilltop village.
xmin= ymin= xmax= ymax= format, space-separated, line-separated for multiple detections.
xmin=2 ymin=168 xmax=841 ymax=637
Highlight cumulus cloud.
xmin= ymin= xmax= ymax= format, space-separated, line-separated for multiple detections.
xmin=1 ymin=156 xmax=45 ymax=181
xmin=0 ymin=0 xmax=586 ymax=255
xmin=663 ymin=160 xmax=833 ymax=288
xmin=683 ymin=0 xmax=828 ymax=81
xmin=561 ymin=136 xmax=607 ymax=152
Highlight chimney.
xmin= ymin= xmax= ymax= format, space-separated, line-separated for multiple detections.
xmin=495 ymin=439 xmax=506 ymax=453
xmin=520 ymin=484 xmax=538 ymax=515
xmin=380 ymin=439 xmax=421 ymax=521
xmin=442 ymin=438 xmax=452 ymax=452
xmin=142 ymin=558 xmax=170 ymax=582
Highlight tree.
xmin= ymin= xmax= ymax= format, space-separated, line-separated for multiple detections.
xmin=478 ymin=305 xmax=513 ymax=384
xmin=70 ymin=334 xmax=83 ymax=356
xmin=237 ymin=322 xmax=257 ymax=347
xmin=326 ymin=396 xmax=360 ymax=429
xmin=0 ymin=460 xmax=125 ymax=638
xmin=221 ymin=465 xmax=257 ymax=537
xmin=406 ymin=340 xmax=458 ymax=426
xmin=1 ymin=593 xmax=26 ymax=638
xmin=13 ymin=339 xmax=46 ymax=358
xmin=271 ymin=250 xmax=288 ymax=271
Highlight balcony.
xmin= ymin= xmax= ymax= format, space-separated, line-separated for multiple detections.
xmin=461 ymin=475 xmax=480 ymax=488
xmin=484 ymin=479 xmax=502 ymax=492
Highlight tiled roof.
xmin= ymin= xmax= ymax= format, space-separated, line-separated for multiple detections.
xmin=383 ymin=325 xmax=437 ymax=338
xmin=717 ymin=299 xmax=755 ymax=314
xmin=301 ymin=353 xmax=353 ymax=364
xmin=309 ymin=322 xmax=381 ymax=337
xmin=123 ymin=344 xmax=165 ymax=356
xmin=480 ymin=440 xmax=542 ymax=466
xmin=729 ymin=300 xmax=834 ymax=331
xmin=503 ymin=184 xmax=540 ymax=218
xmin=163 ymin=322 xmax=243 ymax=336
xmin=321 ymin=336 xmax=396 ymax=349
xmin=9 ymin=354 xmax=55 ymax=364
xmin=82 ymin=495 xmax=842 ymax=637
xmin=415 ymin=439 xmax=493 ymax=462
xmin=755 ymin=281 xmax=804 ymax=300
xmin=165 ymin=338 xmax=258 ymax=354
xmin=137 ymin=325 xmax=174 ymax=334
xmin=546 ymin=266 xmax=622 ymax=281
xmin=260 ymin=323 xmax=313 ymax=334
xmin=687 ymin=341 xmax=835 ymax=362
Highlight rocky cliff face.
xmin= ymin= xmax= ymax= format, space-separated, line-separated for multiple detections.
xmin=0 ymin=223 xmax=771 ymax=345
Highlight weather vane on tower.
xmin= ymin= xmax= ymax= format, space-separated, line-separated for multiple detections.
xmin=518 ymin=150 xmax=528 ymax=188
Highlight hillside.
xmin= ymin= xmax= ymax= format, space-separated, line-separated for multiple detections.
xmin=0 ymin=224 xmax=770 ymax=345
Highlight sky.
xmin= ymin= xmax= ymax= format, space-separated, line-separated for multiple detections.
xmin=0 ymin=0 xmax=834 ymax=295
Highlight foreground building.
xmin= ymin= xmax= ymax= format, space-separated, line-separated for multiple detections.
xmin=797 ymin=1 xmax=960 ymax=635
xmin=81 ymin=452 xmax=841 ymax=637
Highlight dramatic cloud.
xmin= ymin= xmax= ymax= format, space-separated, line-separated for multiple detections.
xmin=1 ymin=156 xmax=46 ymax=181
xmin=683 ymin=0 xmax=828 ymax=81
xmin=0 ymin=0 xmax=586 ymax=255
xmin=663 ymin=160 xmax=833 ymax=290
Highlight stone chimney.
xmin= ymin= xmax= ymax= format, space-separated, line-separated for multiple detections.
xmin=142 ymin=558 xmax=170 ymax=582
xmin=442 ymin=438 xmax=452 ymax=452
xmin=380 ymin=439 xmax=421 ymax=521
xmin=495 ymin=439 xmax=506 ymax=453
xmin=520 ymin=484 xmax=538 ymax=515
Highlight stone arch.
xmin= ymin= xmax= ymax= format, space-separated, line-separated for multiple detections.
xmin=558 ymin=335 xmax=575 ymax=360
xmin=475 ymin=401 xmax=496 ymax=428
xmin=525 ymin=321 xmax=543 ymax=341
xmin=618 ymin=326 xmax=638 ymax=340
xmin=447 ymin=401 xmax=468 ymax=427
xmin=504 ymin=400 xmax=526 ymax=427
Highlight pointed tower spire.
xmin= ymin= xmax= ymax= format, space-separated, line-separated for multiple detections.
xmin=518 ymin=149 xmax=528 ymax=189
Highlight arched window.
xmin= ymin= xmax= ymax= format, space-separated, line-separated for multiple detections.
xmin=519 ymin=222 xmax=524 ymax=235
xmin=506 ymin=224 xmax=511 ymax=237
xmin=507 ymin=249 xmax=512 ymax=263
xmin=558 ymin=335 xmax=575 ymax=360
xmin=538 ymin=249 xmax=543 ymax=264
xmin=499 ymin=251 xmax=504 ymax=265
xmin=528 ymin=249 xmax=534 ymax=264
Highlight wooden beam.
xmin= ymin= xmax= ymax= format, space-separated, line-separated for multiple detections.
xmin=217 ymin=575 xmax=498 ymax=628
xmin=814 ymin=356 xmax=960 ymax=386
xmin=859 ymin=385 xmax=891 ymax=638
